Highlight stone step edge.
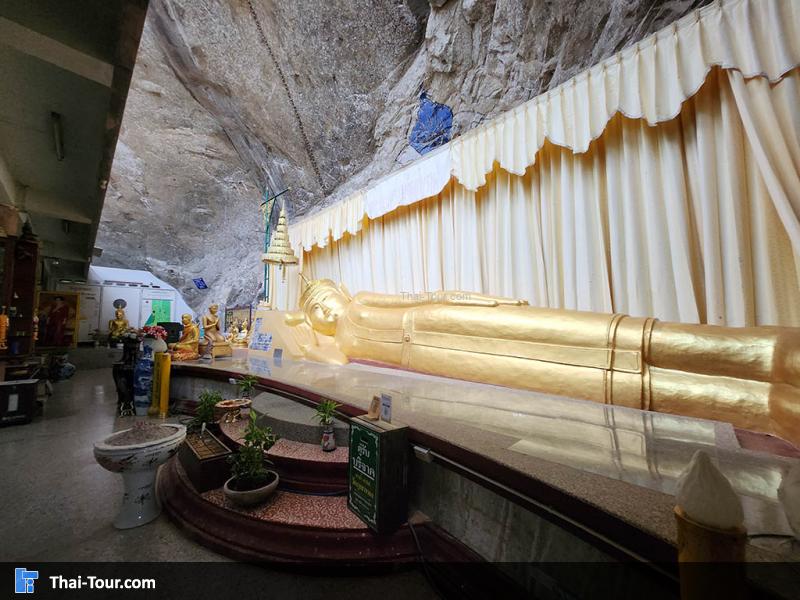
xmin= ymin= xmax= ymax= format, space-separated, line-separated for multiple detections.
xmin=220 ymin=422 xmax=349 ymax=466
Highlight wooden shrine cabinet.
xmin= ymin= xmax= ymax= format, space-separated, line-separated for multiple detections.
xmin=0 ymin=235 xmax=40 ymax=362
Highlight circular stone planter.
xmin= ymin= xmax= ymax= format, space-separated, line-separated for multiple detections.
xmin=94 ymin=423 xmax=186 ymax=529
xmin=223 ymin=471 xmax=279 ymax=507
xmin=214 ymin=398 xmax=252 ymax=423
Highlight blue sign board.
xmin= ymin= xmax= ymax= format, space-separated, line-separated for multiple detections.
xmin=192 ymin=278 xmax=208 ymax=290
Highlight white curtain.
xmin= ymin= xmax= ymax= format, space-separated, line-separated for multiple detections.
xmin=300 ymin=68 xmax=800 ymax=326
xmin=289 ymin=0 xmax=800 ymax=254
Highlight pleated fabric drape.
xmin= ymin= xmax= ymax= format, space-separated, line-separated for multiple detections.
xmin=296 ymin=68 xmax=800 ymax=326
xmin=449 ymin=0 xmax=800 ymax=191
xmin=287 ymin=0 xmax=800 ymax=254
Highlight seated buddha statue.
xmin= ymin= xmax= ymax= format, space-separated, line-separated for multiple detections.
xmin=108 ymin=307 xmax=129 ymax=340
xmin=201 ymin=304 xmax=231 ymax=357
xmin=170 ymin=314 xmax=200 ymax=361
xmin=278 ymin=278 xmax=800 ymax=446
xmin=232 ymin=319 xmax=249 ymax=348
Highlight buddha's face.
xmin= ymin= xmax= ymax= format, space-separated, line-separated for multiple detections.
xmin=181 ymin=314 xmax=192 ymax=326
xmin=115 ymin=308 xmax=125 ymax=320
xmin=209 ymin=304 xmax=218 ymax=315
xmin=305 ymin=284 xmax=349 ymax=337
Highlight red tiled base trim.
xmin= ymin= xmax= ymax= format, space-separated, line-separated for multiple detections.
xmin=268 ymin=438 xmax=349 ymax=464
xmin=201 ymin=487 xmax=364 ymax=529
xmin=159 ymin=457 xmax=417 ymax=563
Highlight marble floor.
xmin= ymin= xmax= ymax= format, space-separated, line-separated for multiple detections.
xmin=0 ymin=367 xmax=437 ymax=598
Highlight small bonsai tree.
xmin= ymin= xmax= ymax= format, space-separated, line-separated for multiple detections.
xmin=236 ymin=374 xmax=258 ymax=399
xmin=227 ymin=411 xmax=277 ymax=490
xmin=191 ymin=389 xmax=223 ymax=431
xmin=315 ymin=399 xmax=341 ymax=428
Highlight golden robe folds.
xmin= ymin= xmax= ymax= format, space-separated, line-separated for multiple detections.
xmin=280 ymin=279 xmax=800 ymax=446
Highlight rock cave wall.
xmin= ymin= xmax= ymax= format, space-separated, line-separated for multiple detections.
xmin=95 ymin=0 xmax=712 ymax=312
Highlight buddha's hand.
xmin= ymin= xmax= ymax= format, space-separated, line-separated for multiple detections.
xmin=495 ymin=298 xmax=529 ymax=306
xmin=442 ymin=291 xmax=529 ymax=307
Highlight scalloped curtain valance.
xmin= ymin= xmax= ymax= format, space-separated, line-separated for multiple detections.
xmin=289 ymin=0 xmax=800 ymax=253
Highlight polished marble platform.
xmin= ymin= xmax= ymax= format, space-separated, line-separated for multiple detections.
xmin=171 ymin=356 xmax=800 ymax=566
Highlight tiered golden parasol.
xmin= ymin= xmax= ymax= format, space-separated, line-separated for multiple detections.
xmin=261 ymin=208 xmax=298 ymax=281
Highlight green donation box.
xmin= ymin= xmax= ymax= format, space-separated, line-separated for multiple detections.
xmin=347 ymin=416 xmax=408 ymax=534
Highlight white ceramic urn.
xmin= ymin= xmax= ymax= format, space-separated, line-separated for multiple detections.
xmin=93 ymin=423 xmax=186 ymax=529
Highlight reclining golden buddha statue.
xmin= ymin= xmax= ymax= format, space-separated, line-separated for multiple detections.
xmin=266 ymin=278 xmax=800 ymax=445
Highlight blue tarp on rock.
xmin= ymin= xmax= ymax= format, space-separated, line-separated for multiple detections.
xmin=409 ymin=91 xmax=452 ymax=155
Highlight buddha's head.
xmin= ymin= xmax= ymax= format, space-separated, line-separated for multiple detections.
xmin=181 ymin=314 xmax=192 ymax=326
xmin=296 ymin=278 xmax=351 ymax=336
xmin=114 ymin=307 xmax=125 ymax=320
xmin=209 ymin=304 xmax=219 ymax=315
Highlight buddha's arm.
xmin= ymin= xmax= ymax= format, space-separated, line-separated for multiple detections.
xmin=305 ymin=338 xmax=348 ymax=365
xmin=282 ymin=313 xmax=348 ymax=364
xmin=355 ymin=290 xmax=527 ymax=308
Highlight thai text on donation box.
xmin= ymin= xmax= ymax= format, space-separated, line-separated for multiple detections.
xmin=347 ymin=416 xmax=408 ymax=534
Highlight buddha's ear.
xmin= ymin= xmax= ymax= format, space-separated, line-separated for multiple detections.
xmin=284 ymin=311 xmax=307 ymax=327
xmin=338 ymin=282 xmax=353 ymax=302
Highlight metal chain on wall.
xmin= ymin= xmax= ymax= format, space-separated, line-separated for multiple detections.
xmin=246 ymin=0 xmax=328 ymax=195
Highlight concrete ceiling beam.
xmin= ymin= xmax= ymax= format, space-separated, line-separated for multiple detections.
xmin=39 ymin=240 xmax=90 ymax=264
xmin=0 ymin=17 xmax=114 ymax=88
xmin=20 ymin=188 xmax=92 ymax=224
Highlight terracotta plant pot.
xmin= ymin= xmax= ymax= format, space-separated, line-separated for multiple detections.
xmin=214 ymin=398 xmax=252 ymax=423
xmin=223 ymin=470 xmax=279 ymax=507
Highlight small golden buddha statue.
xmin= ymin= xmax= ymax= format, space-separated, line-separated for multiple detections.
xmin=108 ymin=307 xmax=129 ymax=339
xmin=201 ymin=303 xmax=232 ymax=357
xmin=273 ymin=278 xmax=800 ymax=446
xmin=0 ymin=306 xmax=8 ymax=350
xmin=230 ymin=319 xmax=249 ymax=348
xmin=170 ymin=314 xmax=200 ymax=361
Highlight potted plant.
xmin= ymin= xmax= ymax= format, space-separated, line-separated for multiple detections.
xmin=192 ymin=389 xmax=223 ymax=431
xmin=178 ymin=389 xmax=232 ymax=493
xmin=214 ymin=375 xmax=257 ymax=422
xmin=315 ymin=399 xmax=341 ymax=452
xmin=236 ymin=374 xmax=258 ymax=399
xmin=223 ymin=411 xmax=279 ymax=507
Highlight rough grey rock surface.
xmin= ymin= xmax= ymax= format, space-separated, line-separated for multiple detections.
xmin=96 ymin=0 xmax=712 ymax=311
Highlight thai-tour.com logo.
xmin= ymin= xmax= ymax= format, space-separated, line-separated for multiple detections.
xmin=15 ymin=568 xmax=38 ymax=594
xmin=14 ymin=567 xmax=155 ymax=593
